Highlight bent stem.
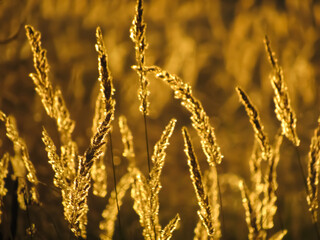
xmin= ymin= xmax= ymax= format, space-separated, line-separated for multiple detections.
xmin=109 ymin=132 xmax=123 ymax=240
xmin=294 ymin=146 xmax=320 ymax=239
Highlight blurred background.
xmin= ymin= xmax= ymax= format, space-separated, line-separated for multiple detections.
xmin=0 ymin=0 xmax=320 ymax=239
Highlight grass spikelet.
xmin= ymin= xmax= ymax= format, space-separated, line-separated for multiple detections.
xmin=0 ymin=153 xmax=9 ymax=223
xmin=1 ymin=113 xmax=38 ymax=185
xmin=0 ymin=111 xmax=40 ymax=208
xmin=249 ymin=141 xmax=263 ymax=196
xmin=239 ymin=180 xmax=266 ymax=240
xmin=25 ymin=25 xmax=75 ymax=143
xmin=182 ymin=127 xmax=214 ymax=237
xmin=148 ymin=118 xmax=177 ymax=237
xmin=131 ymin=119 xmax=178 ymax=239
xmin=131 ymin=168 xmax=152 ymax=239
xmin=236 ymin=87 xmax=272 ymax=161
xmin=64 ymin=27 xmax=115 ymax=238
xmin=119 ymin=115 xmax=135 ymax=160
xmin=100 ymin=172 xmax=133 ymax=240
xmin=41 ymin=127 xmax=66 ymax=189
xmin=91 ymin=78 xmax=108 ymax=197
xmin=205 ymin=169 xmax=221 ymax=239
xmin=25 ymin=25 xmax=77 ymax=184
xmin=130 ymin=0 xmax=150 ymax=115
xmin=307 ymin=117 xmax=320 ymax=223
xmin=148 ymin=66 xmax=222 ymax=167
xmin=161 ymin=213 xmax=180 ymax=240
xmin=264 ymin=36 xmax=300 ymax=146
xmin=262 ymin=133 xmax=283 ymax=229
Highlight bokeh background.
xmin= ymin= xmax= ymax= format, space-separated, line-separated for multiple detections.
xmin=1 ymin=0 xmax=320 ymax=239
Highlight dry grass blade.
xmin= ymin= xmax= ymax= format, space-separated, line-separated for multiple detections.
xmin=264 ymin=36 xmax=300 ymax=146
xmin=0 ymin=153 xmax=9 ymax=223
xmin=147 ymin=66 xmax=222 ymax=167
xmin=161 ymin=214 xmax=181 ymax=240
xmin=182 ymin=127 xmax=214 ymax=237
xmin=130 ymin=0 xmax=149 ymax=115
xmin=100 ymin=172 xmax=133 ymax=240
xmin=307 ymin=117 xmax=320 ymax=223
xmin=236 ymin=87 xmax=272 ymax=161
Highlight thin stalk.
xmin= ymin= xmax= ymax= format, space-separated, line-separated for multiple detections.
xmin=109 ymin=132 xmax=123 ymax=240
xmin=143 ymin=112 xmax=151 ymax=173
xmin=216 ymin=167 xmax=225 ymax=239
xmin=294 ymin=146 xmax=320 ymax=239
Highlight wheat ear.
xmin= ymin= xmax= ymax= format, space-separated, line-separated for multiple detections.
xmin=182 ymin=127 xmax=215 ymax=237
xmin=264 ymin=36 xmax=300 ymax=146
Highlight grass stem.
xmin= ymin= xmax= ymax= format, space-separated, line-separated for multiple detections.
xmin=109 ymin=132 xmax=124 ymax=240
